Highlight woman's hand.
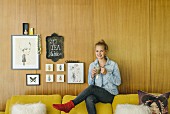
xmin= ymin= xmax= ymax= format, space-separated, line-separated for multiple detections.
xmin=91 ymin=68 xmax=97 ymax=79
xmin=100 ymin=67 xmax=107 ymax=75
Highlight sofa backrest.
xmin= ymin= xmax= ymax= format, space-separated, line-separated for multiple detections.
xmin=5 ymin=95 xmax=61 ymax=114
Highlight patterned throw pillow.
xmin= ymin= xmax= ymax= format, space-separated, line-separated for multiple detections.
xmin=138 ymin=90 xmax=169 ymax=114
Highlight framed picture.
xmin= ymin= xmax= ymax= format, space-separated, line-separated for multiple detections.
xmin=46 ymin=74 xmax=54 ymax=82
xmin=26 ymin=74 xmax=40 ymax=86
xmin=56 ymin=74 xmax=64 ymax=82
xmin=67 ymin=63 xmax=84 ymax=83
xmin=56 ymin=64 xmax=64 ymax=71
xmin=11 ymin=35 xmax=40 ymax=69
xmin=45 ymin=64 xmax=53 ymax=71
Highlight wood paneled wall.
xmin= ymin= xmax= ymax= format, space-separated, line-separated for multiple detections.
xmin=0 ymin=0 xmax=170 ymax=111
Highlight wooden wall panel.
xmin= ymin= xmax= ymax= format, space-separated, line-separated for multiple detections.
xmin=0 ymin=0 xmax=170 ymax=111
xmin=150 ymin=0 xmax=170 ymax=93
xmin=94 ymin=0 xmax=150 ymax=93
xmin=0 ymin=0 xmax=37 ymax=110
xmin=35 ymin=0 xmax=94 ymax=96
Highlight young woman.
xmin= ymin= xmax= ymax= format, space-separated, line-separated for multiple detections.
xmin=53 ymin=40 xmax=121 ymax=114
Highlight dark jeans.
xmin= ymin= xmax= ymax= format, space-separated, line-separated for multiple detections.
xmin=72 ymin=85 xmax=115 ymax=114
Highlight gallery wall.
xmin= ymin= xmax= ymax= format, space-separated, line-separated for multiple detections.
xmin=0 ymin=0 xmax=170 ymax=111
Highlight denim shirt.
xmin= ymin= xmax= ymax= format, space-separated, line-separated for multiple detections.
xmin=88 ymin=57 xmax=121 ymax=95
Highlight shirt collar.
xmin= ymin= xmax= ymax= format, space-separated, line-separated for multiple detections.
xmin=94 ymin=56 xmax=111 ymax=66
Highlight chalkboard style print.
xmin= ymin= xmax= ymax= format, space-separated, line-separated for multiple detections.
xmin=46 ymin=33 xmax=64 ymax=62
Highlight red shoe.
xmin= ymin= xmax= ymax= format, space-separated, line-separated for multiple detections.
xmin=53 ymin=100 xmax=75 ymax=113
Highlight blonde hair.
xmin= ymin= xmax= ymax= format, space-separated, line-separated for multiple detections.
xmin=95 ymin=39 xmax=108 ymax=51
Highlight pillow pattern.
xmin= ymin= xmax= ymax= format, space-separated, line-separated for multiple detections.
xmin=115 ymin=104 xmax=151 ymax=114
xmin=138 ymin=90 xmax=170 ymax=114
xmin=11 ymin=102 xmax=46 ymax=114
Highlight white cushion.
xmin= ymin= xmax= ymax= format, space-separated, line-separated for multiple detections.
xmin=11 ymin=102 xmax=46 ymax=114
xmin=115 ymin=104 xmax=151 ymax=114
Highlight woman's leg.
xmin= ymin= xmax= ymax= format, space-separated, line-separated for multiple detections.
xmin=53 ymin=85 xmax=114 ymax=113
xmin=85 ymin=95 xmax=99 ymax=114
xmin=73 ymin=85 xmax=114 ymax=105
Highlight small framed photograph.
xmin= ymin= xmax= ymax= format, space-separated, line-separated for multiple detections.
xmin=56 ymin=64 xmax=64 ymax=71
xmin=67 ymin=63 xmax=84 ymax=83
xmin=56 ymin=74 xmax=64 ymax=82
xmin=11 ymin=35 xmax=40 ymax=70
xmin=45 ymin=64 xmax=53 ymax=71
xmin=26 ymin=74 xmax=40 ymax=86
xmin=46 ymin=74 xmax=54 ymax=82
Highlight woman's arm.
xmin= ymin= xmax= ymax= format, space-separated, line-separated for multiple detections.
xmin=88 ymin=63 xmax=95 ymax=85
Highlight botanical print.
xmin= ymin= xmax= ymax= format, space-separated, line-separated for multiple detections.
xmin=68 ymin=63 xmax=84 ymax=83
xmin=57 ymin=75 xmax=64 ymax=82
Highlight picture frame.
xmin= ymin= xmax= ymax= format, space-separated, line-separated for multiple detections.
xmin=26 ymin=74 xmax=40 ymax=86
xmin=56 ymin=64 xmax=64 ymax=71
xmin=67 ymin=63 xmax=84 ymax=83
xmin=45 ymin=64 xmax=53 ymax=71
xmin=46 ymin=74 xmax=54 ymax=82
xmin=46 ymin=33 xmax=64 ymax=62
xmin=11 ymin=35 xmax=40 ymax=70
xmin=56 ymin=74 xmax=64 ymax=82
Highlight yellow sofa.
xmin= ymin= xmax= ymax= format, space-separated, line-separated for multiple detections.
xmin=1 ymin=94 xmax=170 ymax=114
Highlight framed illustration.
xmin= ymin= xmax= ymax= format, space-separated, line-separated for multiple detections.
xmin=45 ymin=64 xmax=53 ymax=71
xmin=67 ymin=63 xmax=84 ymax=83
xmin=56 ymin=74 xmax=64 ymax=82
xmin=26 ymin=74 xmax=40 ymax=86
xmin=56 ymin=64 xmax=64 ymax=71
xmin=46 ymin=74 xmax=54 ymax=82
xmin=11 ymin=35 xmax=40 ymax=70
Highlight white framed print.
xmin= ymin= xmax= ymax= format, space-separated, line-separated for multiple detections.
xmin=26 ymin=74 xmax=40 ymax=86
xmin=67 ymin=63 xmax=84 ymax=83
xmin=56 ymin=75 xmax=64 ymax=82
xmin=46 ymin=74 xmax=54 ymax=82
xmin=56 ymin=64 xmax=64 ymax=71
xmin=45 ymin=64 xmax=53 ymax=71
xmin=11 ymin=35 xmax=40 ymax=70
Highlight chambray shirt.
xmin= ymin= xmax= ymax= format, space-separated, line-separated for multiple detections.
xmin=88 ymin=57 xmax=121 ymax=95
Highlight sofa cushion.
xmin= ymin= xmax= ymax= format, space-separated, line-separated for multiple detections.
xmin=61 ymin=95 xmax=113 ymax=114
xmin=11 ymin=102 xmax=46 ymax=114
xmin=115 ymin=104 xmax=151 ymax=114
xmin=6 ymin=95 xmax=61 ymax=114
xmin=112 ymin=94 xmax=138 ymax=113
xmin=138 ymin=90 xmax=170 ymax=114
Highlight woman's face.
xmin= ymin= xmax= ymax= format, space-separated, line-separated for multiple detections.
xmin=95 ymin=45 xmax=106 ymax=60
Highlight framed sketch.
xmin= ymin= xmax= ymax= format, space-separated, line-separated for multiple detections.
xmin=11 ymin=35 xmax=40 ymax=70
xmin=26 ymin=74 xmax=40 ymax=86
xmin=56 ymin=74 xmax=64 ymax=82
xmin=45 ymin=64 xmax=53 ymax=71
xmin=56 ymin=64 xmax=64 ymax=71
xmin=67 ymin=63 xmax=84 ymax=83
xmin=46 ymin=74 xmax=54 ymax=82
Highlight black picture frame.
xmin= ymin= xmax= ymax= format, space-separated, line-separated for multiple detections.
xmin=46 ymin=33 xmax=64 ymax=62
xmin=26 ymin=74 xmax=40 ymax=86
